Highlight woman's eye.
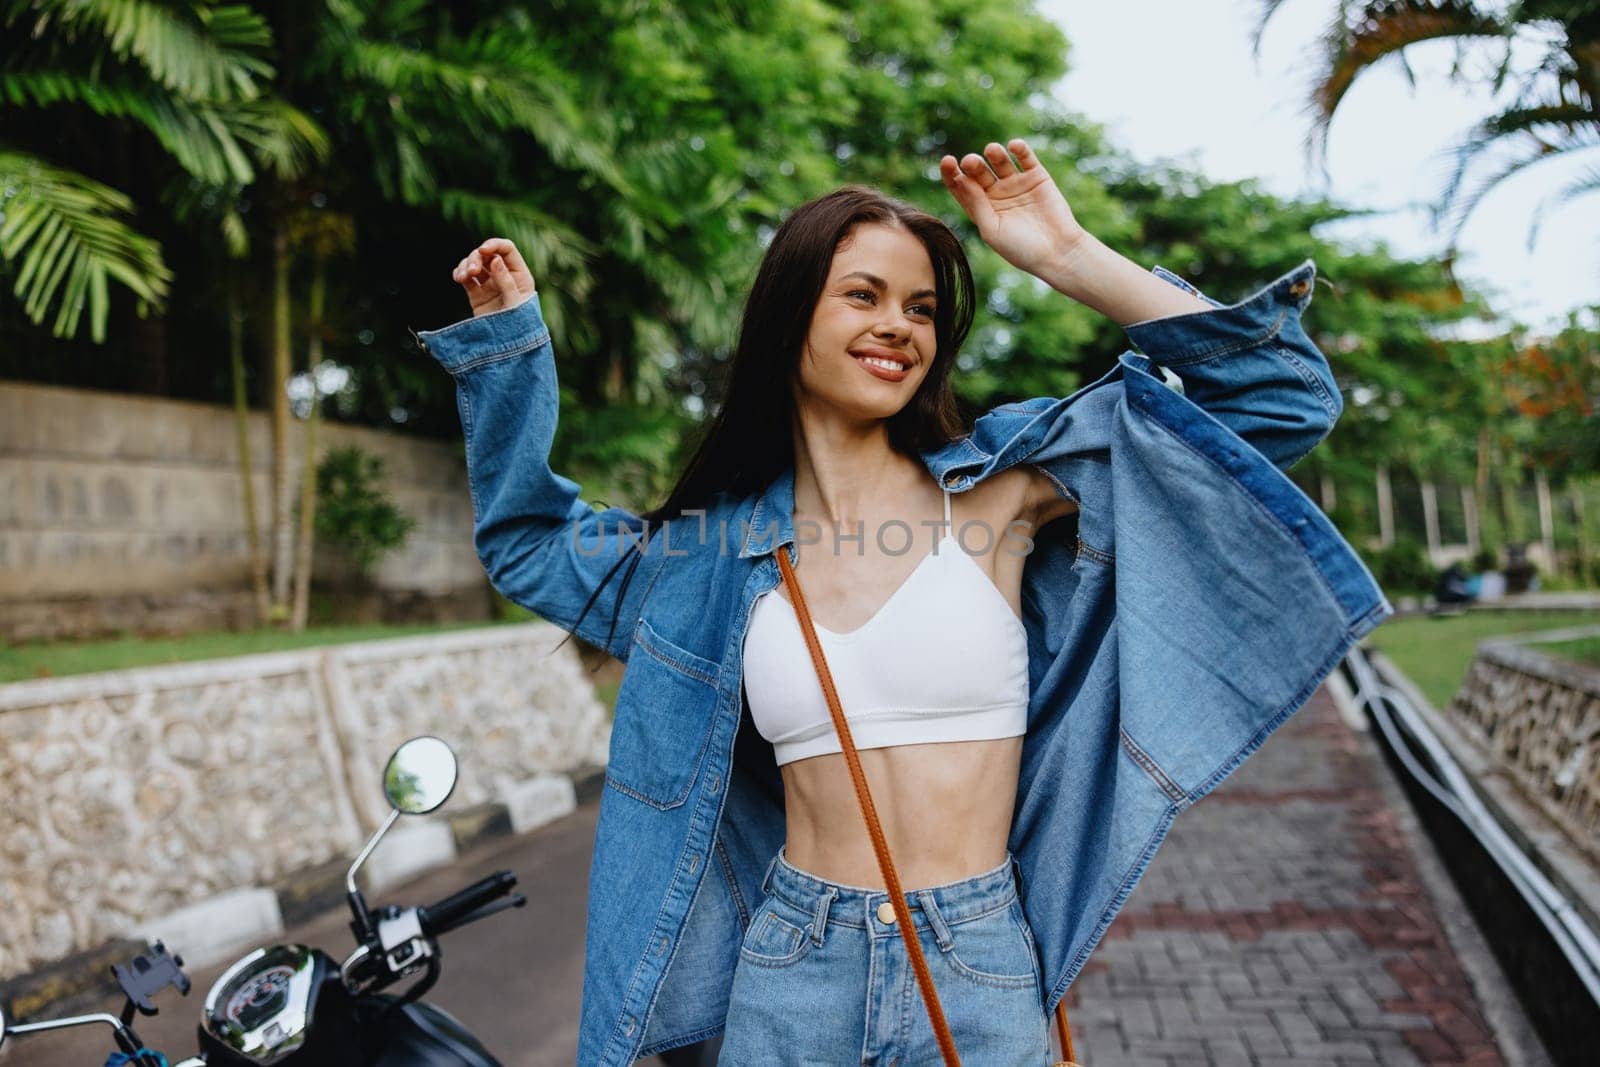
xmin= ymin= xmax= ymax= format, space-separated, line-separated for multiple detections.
xmin=848 ymin=291 xmax=934 ymax=317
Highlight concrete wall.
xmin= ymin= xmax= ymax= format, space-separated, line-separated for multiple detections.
xmin=0 ymin=381 xmax=490 ymax=639
xmin=0 ymin=621 xmax=610 ymax=981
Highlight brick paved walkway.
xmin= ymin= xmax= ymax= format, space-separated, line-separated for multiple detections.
xmin=1059 ymin=686 xmax=1510 ymax=1066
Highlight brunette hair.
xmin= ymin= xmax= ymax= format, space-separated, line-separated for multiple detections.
xmin=558 ymin=184 xmax=978 ymax=658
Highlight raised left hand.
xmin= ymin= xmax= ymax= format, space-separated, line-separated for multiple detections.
xmin=939 ymin=139 xmax=1087 ymax=277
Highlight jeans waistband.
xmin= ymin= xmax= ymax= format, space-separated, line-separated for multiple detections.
xmin=761 ymin=845 xmax=1019 ymax=944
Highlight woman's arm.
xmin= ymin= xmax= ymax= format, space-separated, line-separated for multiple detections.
xmin=1032 ymin=229 xmax=1215 ymax=326
xmin=413 ymin=239 xmax=652 ymax=661
xmin=942 ymin=140 xmax=1343 ymax=473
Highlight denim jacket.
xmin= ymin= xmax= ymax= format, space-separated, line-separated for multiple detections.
xmin=413 ymin=259 xmax=1393 ymax=1065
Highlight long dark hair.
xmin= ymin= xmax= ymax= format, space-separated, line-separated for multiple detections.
xmin=558 ymin=184 xmax=979 ymax=660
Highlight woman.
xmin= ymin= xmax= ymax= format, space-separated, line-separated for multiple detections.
xmin=418 ymin=139 xmax=1390 ymax=1065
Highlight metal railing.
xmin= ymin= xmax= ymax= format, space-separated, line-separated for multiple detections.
xmin=1339 ymin=643 xmax=1600 ymax=1009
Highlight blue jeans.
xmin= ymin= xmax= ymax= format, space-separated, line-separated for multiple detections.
xmin=717 ymin=846 xmax=1052 ymax=1066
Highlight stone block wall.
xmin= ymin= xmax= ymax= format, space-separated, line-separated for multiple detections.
xmin=1448 ymin=628 xmax=1600 ymax=865
xmin=0 ymin=622 xmax=609 ymax=981
xmin=0 ymin=381 xmax=491 ymax=640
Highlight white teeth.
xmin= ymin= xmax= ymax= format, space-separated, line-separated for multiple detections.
xmin=859 ymin=356 xmax=904 ymax=372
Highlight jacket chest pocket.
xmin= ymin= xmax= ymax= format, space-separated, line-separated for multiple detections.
xmin=604 ymin=617 xmax=722 ymax=811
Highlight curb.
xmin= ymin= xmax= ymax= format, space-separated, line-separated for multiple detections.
xmin=1365 ymin=652 xmax=1571 ymax=1066
xmin=0 ymin=763 xmax=608 ymax=1025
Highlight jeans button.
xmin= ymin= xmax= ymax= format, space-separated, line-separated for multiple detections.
xmin=876 ymin=901 xmax=896 ymax=925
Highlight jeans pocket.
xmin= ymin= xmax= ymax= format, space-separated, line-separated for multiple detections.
xmin=737 ymin=897 xmax=816 ymax=969
xmin=940 ymin=899 xmax=1038 ymax=989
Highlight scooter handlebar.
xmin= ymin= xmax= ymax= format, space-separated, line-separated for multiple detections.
xmin=417 ymin=870 xmax=518 ymax=937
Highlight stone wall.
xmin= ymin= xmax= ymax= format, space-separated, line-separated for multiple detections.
xmin=0 ymin=622 xmax=610 ymax=981
xmin=0 ymin=381 xmax=490 ymax=640
xmin=1448 ymin=626 xmax=1600 ymax=864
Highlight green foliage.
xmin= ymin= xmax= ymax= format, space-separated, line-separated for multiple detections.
xmin=0 ymin=0 xmax=323 ymax=340
xmin=2 ymin=0 xmax=1595 ymax=526
xmin=1360 ymin=536 xmax=1436 ymax=596
xmin=1255 ymin=0 xmax=1600 ymax=260
xmin=313 ymin=445 xmax=415 ymax=574
xmin=0 ymin=150 xmax=172 ymax=340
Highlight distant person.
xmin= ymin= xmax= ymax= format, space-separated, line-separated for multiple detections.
xmin=1433 ymin=561 xmax=1477 ymax=611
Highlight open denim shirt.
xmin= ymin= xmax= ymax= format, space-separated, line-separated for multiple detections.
xmin=413 ymin=259 xmax=1394 ymax=1065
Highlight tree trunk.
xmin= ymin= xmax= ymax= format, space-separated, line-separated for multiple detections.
xmin=291 ymin=256 xmax=326 ymax=632
xmin=228 ymin=277 xmax=271 ymax=623
xmin=269 ymin=225 xmax=294 ymax=619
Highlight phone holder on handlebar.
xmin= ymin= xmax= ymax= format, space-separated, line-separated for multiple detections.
xmin=115 ymin=940 xmax=191 ymax=1020
xmin=0 ymin=941 xmax=191 ymax=1060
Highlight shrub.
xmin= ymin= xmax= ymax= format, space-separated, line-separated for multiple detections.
xmin=315 ymin=446 xmax=416 ymax=575
xmin=1361 ymin=536 xmax=1436 ymax=595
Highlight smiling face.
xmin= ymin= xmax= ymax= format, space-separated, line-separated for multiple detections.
xmin=795 ymin=221 xmax=940 ymax=422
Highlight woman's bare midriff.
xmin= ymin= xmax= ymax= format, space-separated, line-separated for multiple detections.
xmin=779 ymin=734 xmax=1024 ymax=891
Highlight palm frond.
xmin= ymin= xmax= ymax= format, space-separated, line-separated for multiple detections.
xmin=1437 ymin=126 xmax=1599 ymax=248
xmin=229 ymin=95 xmax=330 ymax=179
xmin=4 ymin=0 xmax=275 ymax=103
xmin=1434 ymin=101 xmax=1595 ymax=232
xmin=0 ymin=148 xmax=171 ymax=341
xmin=1 ymin=70 xmax=256 ymax=183
xmin=1526 ymin=151 xmax=1600 ymax=248
xmin=342 ymin=39 xmax=633 ymax=196
xmin=629 ymin=233 xmax=732 ymax=352
xmin=1303 ymin=1 xmax=1509 ymax=164
xmin=435 ymin=188 xmax=599 ymax=298
xmin=1248 ymin=0 xmax=1301 ymax=61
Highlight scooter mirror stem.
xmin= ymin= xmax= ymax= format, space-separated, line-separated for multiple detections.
xmin=346 ymin=808 xmax=401 ymax=942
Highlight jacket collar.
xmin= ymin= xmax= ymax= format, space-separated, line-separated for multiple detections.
xmin=736 ymin=437 xmax=991 ymax=560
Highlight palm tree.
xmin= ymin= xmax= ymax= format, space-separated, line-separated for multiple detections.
xmin=1254 ymin=0 xmax=1600 ymax=254
xmin=0 ymin=0 xmax=322 ymax=342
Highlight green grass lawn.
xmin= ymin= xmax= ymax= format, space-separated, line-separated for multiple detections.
xmin=1366 ymin=609 xmax=1600 ymax=710
xmin=0 ymin=621 xmax=506 ymax=683
xmin=1538 ymin=635 xmax=1600 ymax=669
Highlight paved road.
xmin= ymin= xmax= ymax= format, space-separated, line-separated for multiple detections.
xmin=1062 ymin=686 xmax=1540 ymax=1065
xmin=12 ymin=686 xmax=1539 ymax=1065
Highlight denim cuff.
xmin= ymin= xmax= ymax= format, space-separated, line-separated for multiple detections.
xmin=409 ymin=291 xmax=550 ymax=373
xmin=1121 ymin=259 xmax=1318 ymax=366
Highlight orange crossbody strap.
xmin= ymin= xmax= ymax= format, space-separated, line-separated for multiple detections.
xmin=776 ymin=548 xmax=1079 ymax=1066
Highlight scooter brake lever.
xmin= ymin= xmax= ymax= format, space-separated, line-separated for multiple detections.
xmin=437 ymin=892 xmax=526 ymax=936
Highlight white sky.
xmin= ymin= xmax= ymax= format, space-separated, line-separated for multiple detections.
xmin=1038 ymin=0 xmax=1599 ymax=334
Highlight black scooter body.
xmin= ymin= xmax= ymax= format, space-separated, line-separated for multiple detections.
xmin=197 ymin=949 xmax=500 ymax=1067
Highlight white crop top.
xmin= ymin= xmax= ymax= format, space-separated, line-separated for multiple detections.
xmin=741 ymin=485 xmax=1030 ymax=766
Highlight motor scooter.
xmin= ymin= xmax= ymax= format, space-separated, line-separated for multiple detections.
xmin=0 ymin=736 xmax=525 ymax=1066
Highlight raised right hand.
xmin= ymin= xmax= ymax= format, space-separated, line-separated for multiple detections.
xmin=452 ymin=237 xmax=537 ymax=317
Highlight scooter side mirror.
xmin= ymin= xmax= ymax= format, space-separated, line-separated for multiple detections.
xmin=346 ymin=736 xmax=461 ymax=945
xmin=382 ymin=736 xmax=458 ymax=815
